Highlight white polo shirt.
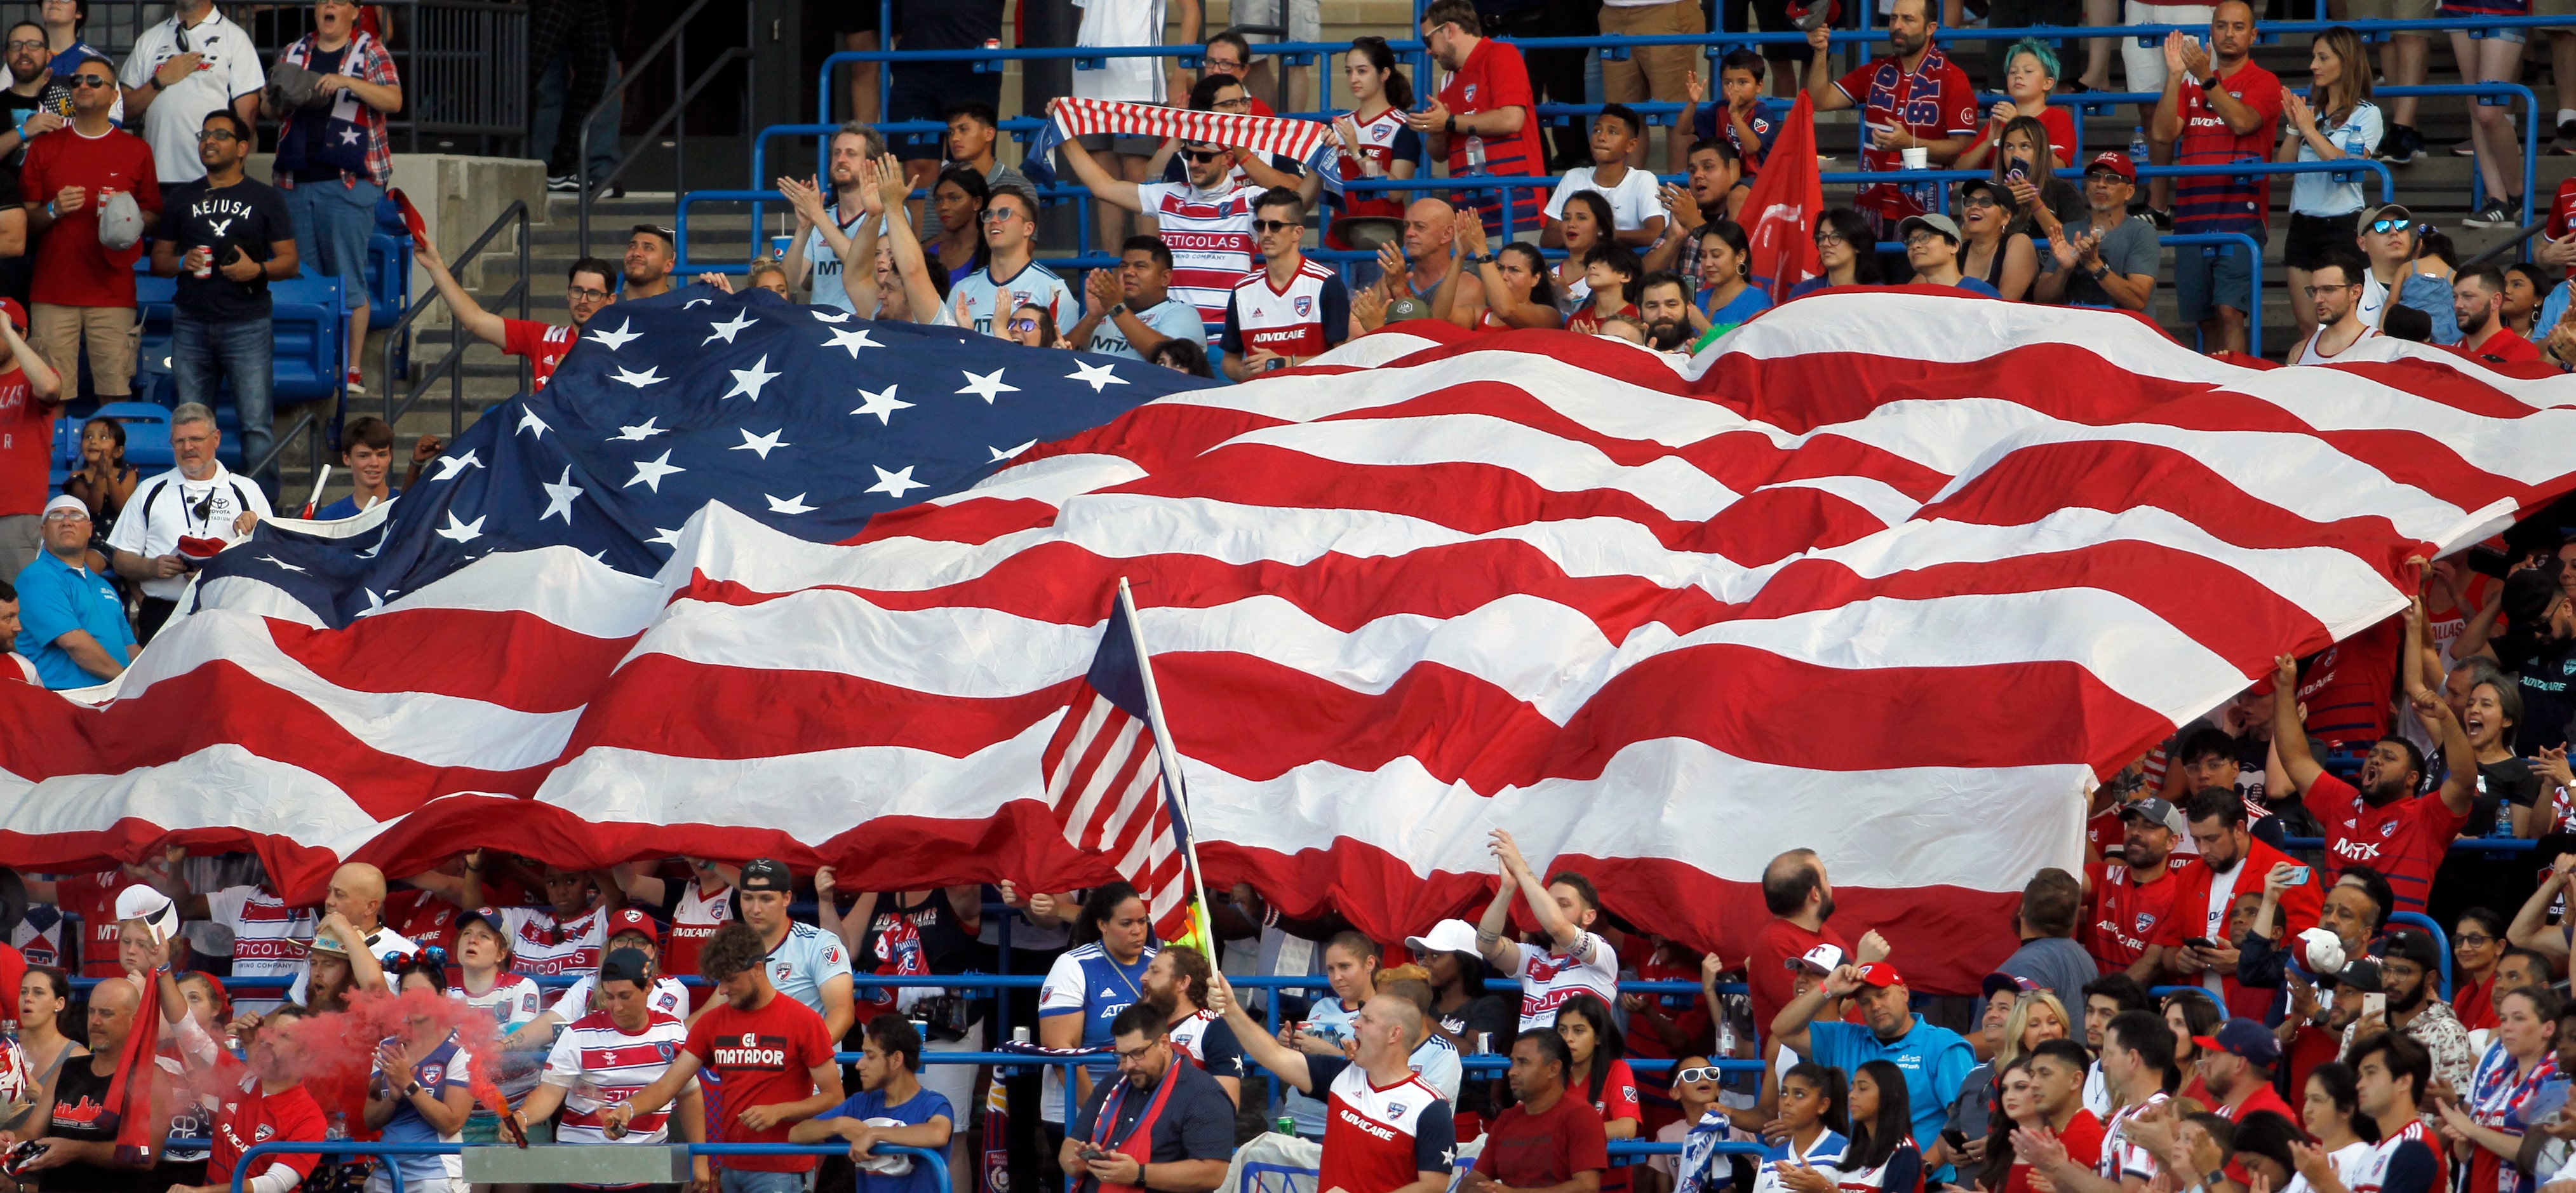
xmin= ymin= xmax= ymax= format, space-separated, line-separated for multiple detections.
xmin=105 ymin=462 xmax=271 ymax=601
xmin=118 ymin=8 xmax=264 ymax=185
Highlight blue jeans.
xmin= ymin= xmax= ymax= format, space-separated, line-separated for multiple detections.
xmin=718 ymin=1168 xmax=808 ymax=1193
xmin=171 ymin=313 xmax=274 ymax=492
xmin=283 ymin=176 xmax=385 ymax=313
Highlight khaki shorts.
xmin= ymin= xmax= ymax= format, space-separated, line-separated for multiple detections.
xmin=29 ymin=301 xmax=137 ymax=398
xmin=2346 ymin=0 xmax=2439 ymax=22
xmin=1600 ymin=0 xmax=1707 ymax=105
xmin=2536 ymin=0 xmax=2576 ymax=25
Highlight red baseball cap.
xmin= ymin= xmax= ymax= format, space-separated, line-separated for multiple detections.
xmin=0 ymin=298 xmax=27 ymax=332
xmin=2085 ymin=151 xmax=2137 ymax=182
xmin=607 ymin=907 xmax=664 ymax=943
xmin=1853 ymin=962 xmax=1906 ymax=988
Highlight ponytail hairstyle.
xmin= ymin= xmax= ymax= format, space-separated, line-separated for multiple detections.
xmin=1349 ymin=37 xmax=1414 ymax=110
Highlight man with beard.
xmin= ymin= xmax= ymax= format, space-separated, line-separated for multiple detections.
xmin=2450 ymin=265 xmax=2544 ymax=364
xmin=1642 ymin=139 xmax=1743 ymax=277
xmin=778 ymin=124 xmax=884 ymax=314
xmin=619 ymin=224 xmax=675 ymax=302
xmin=1213 ymin=973 xmax=1456 ymax=1193
xmin=2192 ymin=1019 xmax=2294 ymax=1123
xmin=2350 ymin=929 xmax=2474 ymax=1096
xmin=2289 ymin=252 xmax=2376 ymax=365
xmin=2084 ymin=797 xmax=2188 ymax=980
xmin=1141 ymin=945 xmax=1242 ymax=1107
xmin=1749 ymin=848 xmax=1855 ymax=1033
xmin=2154 ymin=789 xmax=2318 ymax=1016
xmin=2276 ymin=652 xmax=2477 ymax=913
xmin=1799 ymin=0 xmax=1976 ymax=241
xmin=1637 ymin=273 xmax=1696 ymax=353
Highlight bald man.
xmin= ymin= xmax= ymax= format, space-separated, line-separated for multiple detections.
xmin=285 ymin=862 xmax=413 ymax=1004
xmin=17 ymin=976 xmax=163 ymax=1185
xmin=1382 ymin=196 xmax=1484 ymax=314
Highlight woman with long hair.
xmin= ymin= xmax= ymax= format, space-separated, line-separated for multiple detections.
xmin=2298 ymin=1062 xmax=2380 ymax=1177
xmin=2163 ymin=990 xmax=2222 ymax=1107
xmin=1961 ymin=40 xmax=2076 ymax=172
xmin=2278 ymin=26 xmax=2382 ymax=344
xmin=927 ymin=165 xmax=992 ymax=285
xmin=2505 ymin=264 xmax=2548 ymax=339
xmin=1754 ymin=1063 xmax=1851 ymax=1193
xmin=16 ymin=966 xmax=85 ymax=1089
xmin=1148 ymin=339 xmax=1213 ymax=376
xmin=363 ymin=956 xmax=476 ymax=1193
xmin=1788 ymin=208 xmax=1884 ymax=298
xmin=1325 ymin=35 xmax=1418 ymax=255
xmin=1556 ymin=994 xmax=1644 ymax=1150
xmin=1442 ymin=212 xmax=1560 ymax=331
xmin=1691 ymin=219 xmax=1769 ymax=336
xmin=1832 ymin=1060 xmax=1922 ymax=1193
xmin=1975 ymin=1056 xmax=2039 ymax=1193
xmin=2437 ymin=985 xmax=2562 ymax=1193
xmin=1991 ymin=115 xmax=2084 ymax=235
xmin=2006 ymin=992 xmax=2071 ymax=1060
xmin=1002 ymin=303 xmax=1060 ymax=348
xmin=1418 ymin=937 xmax=1512 ymax=1137
xmin=1552 ymin=190 xmax=1618 ymax=309
xmin=1956 ymin=178 xmax=2039 ymax=302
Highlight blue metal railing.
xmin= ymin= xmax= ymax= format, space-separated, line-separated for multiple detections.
xmin=2162 ymin=233 xmax=2267 ymax=357
xmin=227 ymin=1141 xmax=952 ymax=1193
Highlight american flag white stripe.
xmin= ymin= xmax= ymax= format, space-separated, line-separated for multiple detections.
xmin=4 ymin=291 xmax=2573 ymax=993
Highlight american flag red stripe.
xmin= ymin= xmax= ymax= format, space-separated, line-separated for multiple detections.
xmin=1 ymin=290 xmax=2571 ymax=992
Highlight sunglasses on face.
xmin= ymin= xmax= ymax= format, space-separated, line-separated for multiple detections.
xmin=1254 ymin=219 xmax=1299 ymax=234
xmin=1007 ymin=318 xmax=1039 ymax=332
xmin=2368 ymin=218 xmax=2413 ymax=234
xmin=981 ymin=208 xmax=1024 ymax=224
xmin=1961 ymin=194 xmax=1999 ymax=209
xmin=1674 ymin=1066 xmax=1724 ymax=1084
xmin=70 ymin=75 xmax=112 ymax=88
xmin=1183 ymin=148 xmax=1226 ymax=163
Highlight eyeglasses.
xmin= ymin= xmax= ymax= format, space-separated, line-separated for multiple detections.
xmin=1204 ymin=56 xmax=1245 ymax=71
xmin=41 ymin=509 xmax=87 ymax=522
xmin=2304 ymin=283 xmax=2358 ymax=297
xmin=1007 ymin=318 xmax=1039 ymax=332
xmin=1183 ymin=148 xmax=1227 ymax=163
xmin=2368 ymin=217 xmax=2414 ymax=234
xmin=197 ymin=129 xmax=240 ymax=142
xmin=1254 ymin=219 xmax=1300 ymax=234
xmin=568 ymin=285 xmax=610 ymax=301
xmin=2455 ymin=933 xmax=2499 ymax=947
xmin=69 ymin=75 xmax=112 ymax=88
xmin=1113 ymin=1041 xmax=1165 ymax=1062
xmin=1904 ymin=231 xmax=1942 ymax=246
xmin=1816 ymin=231 xmax=1848 ymax=246
xmin=4 ymin=39 xmax=44 ymax=51
xmin=1674 ymin=1066 xmax=1724 ymax=1084
xmin=1216 ymin=98 xmax=1252 ymax=111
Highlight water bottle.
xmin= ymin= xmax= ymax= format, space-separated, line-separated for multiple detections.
xmin=2129 ymin=126 xmax=2149 ymax=166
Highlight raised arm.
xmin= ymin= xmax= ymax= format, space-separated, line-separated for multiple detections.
xmin=2409 ymin=682 xmax=2479 ymax=819
xmin=869 ymin=154 xmax=949 ymax=324
xmin=1801 ymin=26 xmax=1853 ymax=112
xmin=1493 ymin=830 xmax=1581 ymax=952
xmin=1768 ymin=962 xmax=1861 ymax=1058
xmin=2271 ymin=654 xmax=2324 ymax=795
xmin=412 ymin=238 xmax=507 ymax=349
xmin=1050 ymin=116 xmax=1146 ymax=213
xmin=1474 ymin=859 xmax=1524 ymax=974
xmin=2506 ymin=854 xmax=2575 ymax=960
xmin=1205 ymin=971 xmax=1317 ymax=1093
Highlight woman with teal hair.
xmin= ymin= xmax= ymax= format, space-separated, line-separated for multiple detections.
xmin=1960 ymin=38 xmax=2077 ymax=172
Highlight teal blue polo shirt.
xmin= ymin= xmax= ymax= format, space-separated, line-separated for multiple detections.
xmin=11 ymin=550 xmax=135 ymax=689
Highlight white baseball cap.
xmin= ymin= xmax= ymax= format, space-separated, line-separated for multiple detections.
xmin=1405 ymin=919 xmax=1482 ymax=957
xmin=2297 ymin=927 xmax=2346 ymax=978
xmin=1788 ymin=943 xmax=1846 ymax=974
xmin=852 ymin=1119 xmax=915 ymax=1175
xmin=115 ymin=884 xmax=180 ymax=945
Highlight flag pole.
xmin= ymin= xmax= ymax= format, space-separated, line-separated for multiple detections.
xmin=1117 ymin=576 xmax=1219 ymax=950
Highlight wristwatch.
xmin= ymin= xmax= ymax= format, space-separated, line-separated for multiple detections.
xmin=2086 ymin=263 xmax=2109 ymax=281
xmin=1444 ymin=114 xmax=1456 ymax=135
xmin=2201 ymin=76 xmax=2221 ymax=91
xmin=404 ymin=1081 xmax=424 ymax=1098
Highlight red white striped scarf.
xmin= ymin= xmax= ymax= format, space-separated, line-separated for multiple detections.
xmin=1041 ymin=98 xmax=1339 ymax=187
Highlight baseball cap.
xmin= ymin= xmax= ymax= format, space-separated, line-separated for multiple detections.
xmin=2120 ymin=796 xmax=2181 ymax=832
xmin=2084 ymin=151 xmax=2137 ymax=182
xmin=630 ymin=223 xmax=676 ymax=248
xmin=1788 ymin=943 xmax=1846 ymax=974
xmin=2506 ymin=563 xmax=2566 ymax=628
xmin=598 ymin=946 xmax=654 ymax=987
xmin=115 ymin=885 xmax=179 ymax=945
xmin=1851 ymin=962 xmax=1905 ymax=988
xmin=1982 ymin=972 xmax=2039 ymax=999
xmin=1957 ymin=177 xmax=2009 ymax=206
xmin=97 ymin=190 xmax=142 ymax=251
xmin=739 ymin=858 xmax=793 ymax=893
xmin=2323 ymin=955 xmax=2382 ymax=994
xmin=1896 ymin=213 xmax=1961 ymax=245
xmin=2362 ymin=203 xmax=2416 ymax=234
xmin=607 ymin=907 xmax=664 ymax=943
xmin=457 ymin=906 xmax=513 ymax=947
xmin=1405 ymin=919 xmax=1482 ymax=957
xmin=1384 ymin=295 xmax=1434 ymax=323
xmin=2192 ymin=1017 xmax=2283 ymax=1067
xmin=0 ymin=298 xmax=27 ymax=332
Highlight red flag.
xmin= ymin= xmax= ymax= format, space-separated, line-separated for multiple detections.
xmin=1741 ymin=94 xmax=1824 ymax=304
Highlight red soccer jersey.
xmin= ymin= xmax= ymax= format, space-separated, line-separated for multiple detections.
xmin=0 ymin=370 xmax=50 ymax=518
xmin=1834 ymin=48 xmax=1979 ymax=227
xmin=20 ymin=126 xmax=158 ymax=308
xmin=2303 ymin=769 xmax=2471 ymax=913
xmin=2552 ymin=178 xmax=2576 ymax=281
xmin=2296 ymin=616 xmax=2398 ymax=748
xmin=2455 ymin=325 xmax=2544 ymax=364
xmin=2171 ymin=61 xmax=2283 ymax=237
xmin=2084 ymin=861 xmax=2186 ymax=974
xmin=501 ymin=318 xmax=577 ymax=389
xmin=207 ymin=1073 xmax=328 ymax=1189
xmin=683 ymin=992 xmax=836 ymax=1171
xmin=1437 ymin=36 xmax=1546 ymax=236
xmin=1587 ymin=1058 xmax=1644 ymax=1193
xmin=57 ymin=872 xmax=142 ymax=978
xmin=1220 ymin=260 xmax=1347 ymax=361
xmin=2221 ymin=1082 xmax=2296 ymax=1124
xmin=2156 ymin=838 xmax=2319 ymax=1017
xmin=1567 ymin=302 xmax=1639 ymax=337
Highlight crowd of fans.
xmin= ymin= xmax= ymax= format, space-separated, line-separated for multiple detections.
xmin=11 ymin=558 xmax=2576 ymax=1193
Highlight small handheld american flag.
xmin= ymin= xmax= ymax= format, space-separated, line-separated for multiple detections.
xmin=1038 ymin=579 xmax=1213 ymax=947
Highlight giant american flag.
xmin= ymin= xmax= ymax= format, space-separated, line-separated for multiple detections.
xmin=3 ymin=286 xmax=2572 ymax=991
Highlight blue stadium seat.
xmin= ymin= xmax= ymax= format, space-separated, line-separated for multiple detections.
xmin=93 ymin=401 xmax=172 ymax=469
xmin=269 ymin=273 xmax=349 ymax=405
xmin=366 ymin=231 xmax=412 ymax=379
xmin=47 ymin=416 xmax=76 ymax=490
